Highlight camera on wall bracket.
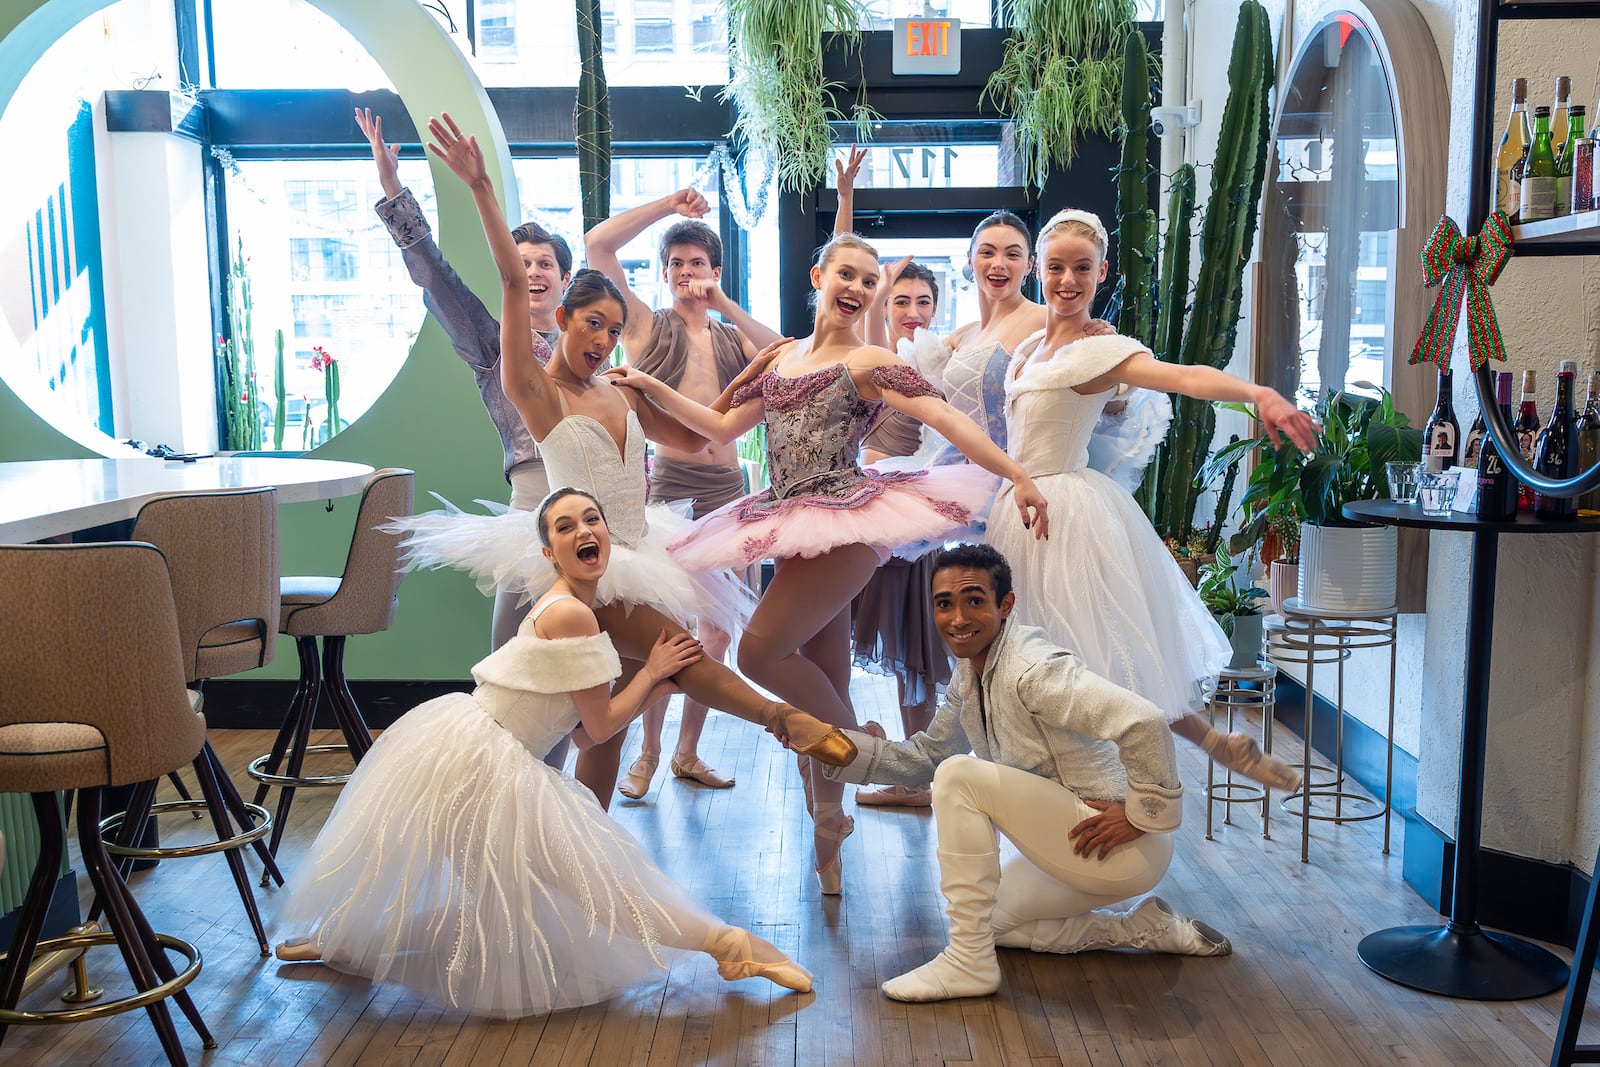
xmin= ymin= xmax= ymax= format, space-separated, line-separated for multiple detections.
xmin=1150 ymin=103 xmax=1202 ymax=137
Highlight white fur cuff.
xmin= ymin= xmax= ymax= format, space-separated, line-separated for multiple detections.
xmin=1125 ymin=778 xmax=1183 ymax=833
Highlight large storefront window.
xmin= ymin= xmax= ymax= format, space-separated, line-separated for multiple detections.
xmin=470 ymin=0 xmax=729 ymax=88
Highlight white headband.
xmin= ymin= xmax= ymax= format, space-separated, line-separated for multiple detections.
xmin=1040 ymin=208 xmax=1109 ymax=250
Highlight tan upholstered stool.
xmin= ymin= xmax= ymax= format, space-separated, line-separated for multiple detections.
xmin=97 ymin=489 xmax=284 ymax=956
xmin=0 ymin=544 xmax=215 ymax=1067
xmin=248 ymin=468 xmax=413 ymax=860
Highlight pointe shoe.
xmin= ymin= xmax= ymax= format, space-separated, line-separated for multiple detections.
xmin=1212 ymin=732 xmax=1303 ymax=793
xmin=769 ymin=703 xmax=858 ymax=767
xmin=672 ymin=755 xmax=734 ymax=788
xmin=274 ymin=938 xmax=321 ymax=962
xmin=618 ymin=754 xmax=660 ymax=800
xmin=857 ymin=784 xmax=932 ymax=807
xmin=812 ymin=803 xmax=855 ymax=896
xmin=1134 ymin=897 xmax=1233 ymax=956
xmin=707 ymin=926 xmax=813 ymax=993
xmin=796 ymin=753 xmax=816 ymax=817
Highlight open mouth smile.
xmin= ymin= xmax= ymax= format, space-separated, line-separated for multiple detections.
xmin=835 ymin=297 xmax=862 ymax=315
xmin=575 ymin=542 xmax=601 ymax=564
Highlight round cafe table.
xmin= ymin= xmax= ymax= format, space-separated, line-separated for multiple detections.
xmin=1345 ymin=500 xmax=1600 ymax=1000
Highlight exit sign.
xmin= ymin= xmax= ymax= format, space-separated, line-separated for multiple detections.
xmin=893 ymin=17 xmax=961 ymax=75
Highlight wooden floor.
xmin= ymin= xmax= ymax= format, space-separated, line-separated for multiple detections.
xmin=6 ymin=669 xmax=1591 ymax=1066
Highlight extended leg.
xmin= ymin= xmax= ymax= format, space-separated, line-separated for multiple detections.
xmin=618 ymin=693 xmax=669 ymax=800
xmin=669 ymin=622 xmax=733 ymax=789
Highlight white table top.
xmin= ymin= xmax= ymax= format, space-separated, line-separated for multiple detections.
xmin=0 ymin=457 xmax=376 ymax=543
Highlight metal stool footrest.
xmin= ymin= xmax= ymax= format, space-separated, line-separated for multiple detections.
xmin=246 ymin=743 xmax=357 ymax=788
xmin=99 ymin=800 xmax=272 ymax=859
xmin=1280 ymin=788 xmax=1387 ymax=824
xmin=0 ymin=930 xmax=201 ymax=1026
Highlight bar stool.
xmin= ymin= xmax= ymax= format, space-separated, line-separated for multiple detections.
xmin=0 ymin=544 xmax=215 ymax=1066
xmin=98 ymin=489 xmax=285 ymax=955
xmin=1266 ymin=598 xmax=1399 ymax=863
xmin=248 ymin=468 xmax=413 ymax=863
xmin=1205 ymin=662 xmax=1280 ymax=841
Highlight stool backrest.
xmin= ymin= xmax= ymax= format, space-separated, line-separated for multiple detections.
xmin=0 ymin=543 xmax=207 ymax=787
xmin=319 ymin=468 xmax=414 ymax=636
xmin=132 ymin=487 xmax=279 ymax=683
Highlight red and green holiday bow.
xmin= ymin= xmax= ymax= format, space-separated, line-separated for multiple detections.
xmin=1408 ymin=212 xmax=1513 ymax=373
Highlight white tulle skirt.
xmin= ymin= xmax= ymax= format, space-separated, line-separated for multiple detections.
xmin=985 ymin=467 xmax=1230 ymax=723
xmin=668 ymin=465 xmax=999 ymax=572
xmin=276 ymin=694 xmax=715 ymax=1017
xmin=389 ymin=499 xmax=755 ymax=637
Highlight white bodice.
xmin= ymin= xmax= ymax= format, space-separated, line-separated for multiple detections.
xmin=1004 ymin=334 xmax=1150 ymax=479
xmin=538 ymin=411 xmax=648 ymax=548
xmin=941 ymin=340 xmax=1011 ymax=448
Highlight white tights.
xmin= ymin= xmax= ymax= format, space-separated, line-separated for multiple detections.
xmin=930 ymin=755 xmax=1172 ymax=934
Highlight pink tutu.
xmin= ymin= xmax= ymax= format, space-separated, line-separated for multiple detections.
xmin=668 ymin=463 xmax=999 ymax=572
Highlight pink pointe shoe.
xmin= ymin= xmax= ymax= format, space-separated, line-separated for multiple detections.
xmin=707 ymin=927 xmax=813 ymax=993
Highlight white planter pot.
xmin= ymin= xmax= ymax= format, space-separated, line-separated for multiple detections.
xmin=1267 ymin=560 xmax=1299 ymax=616
xmin=1297 ymin=522 xmax=1397 ymax=613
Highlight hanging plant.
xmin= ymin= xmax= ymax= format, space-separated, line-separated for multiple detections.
xmin=982 ymin=0 xmax=1137 ymax=189
xmin=722 ymin=0 xmax=876 ymax=194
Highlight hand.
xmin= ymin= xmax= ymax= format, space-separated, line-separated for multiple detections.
xmin=875 ymin=254 xmax=914 ymax=308
xmin=834 ymin=144 xmax=867 ymax=193
xmin=667 ymin=187 xmax=710 ymax=219
xmin=645 ymin=629 xmax=702 ymax=684
xmin=1084 ymin=318 xmax=1115 ymax=337
xmin=425 ymin=113 xmax=487 ymax=188
xmin=1254 ymin=387 xmax=1320 ymax=452
xmin=354 ymin=107 xmax=400 ymax=191
xmin=1013 ymin=476 xmax=1049 ymax=540
xmin=743 ymin=337 xmax=792 ymax=380
xmin=1068 ymin=800 xmax=1144 ymax=860
xmin=685 ymin=278 xmax=725 ymax=305
xmin=601 ymin=364 xmax=664 ymax=395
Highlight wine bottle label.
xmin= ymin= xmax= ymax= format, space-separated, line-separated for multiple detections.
xmin=1425 ymin=424 xmax=1457 ymax=471
xmin=1522 ymin=176 xmax=1557 ymax=221
xmin=1463 ymin=429 xmax=1485 ymax=467
xmin=1497 ymin=168 xmax=1517 ymax=215
xmin=1556 ymin=176 xmax=1573 ymax=216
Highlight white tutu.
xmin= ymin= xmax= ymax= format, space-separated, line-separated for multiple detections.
xmin=1087 ymin=388 xmax=1172 ymax=493
xmin=277 ymin=631 xmax=719 ymax=1017
xmin=390 ymin=497 xmax=755 ymax=637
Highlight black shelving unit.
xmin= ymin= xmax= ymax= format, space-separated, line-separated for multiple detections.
xmin=1464 ymin=4 xmax=1600 ymax=1063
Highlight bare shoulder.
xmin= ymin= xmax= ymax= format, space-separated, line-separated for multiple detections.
xmin=535 ymin=596 xmax=602 ymax=639
xmin=845 ymin=342 xmax=900 ymax=370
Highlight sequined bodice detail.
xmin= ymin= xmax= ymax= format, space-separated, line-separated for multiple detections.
xmin=538 ymin=411 xmax=648 ymax=546
xmin=942 ymin=341 xmax=1011 ymax=451
xmin=1005 ymin=364 xmax=1113 ymax=478
xmin=751 ymin=364 xmax=877 ymax=500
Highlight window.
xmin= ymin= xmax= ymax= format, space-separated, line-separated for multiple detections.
xmin=289 ymin=238 xmax=360 ymax=283
xmin=634 ymin=20 xmax=674 ymax=54
xmin=210 ymin=0 xmax=391 ymax=90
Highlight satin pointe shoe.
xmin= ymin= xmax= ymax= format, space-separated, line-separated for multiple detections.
xmin=707 ymin=926 xmax=813 ymax=993
xmin=274 ymin=938 xmax=321 ymax=962
xmin=812 ymin=803 xmax=855 ymax=896
xmin=857 ymin=784 xmax=933 ymax=807
xmin=671 ymin=755 xmax=734 ymax=788
xmin=767 ymin=702 xmax=858 ymax=767
xmin=617 ymin=753 xmax=660 ymax=800
xmin=1211 ymin=732 xmax=1303 ymax=793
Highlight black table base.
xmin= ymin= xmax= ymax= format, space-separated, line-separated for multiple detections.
xmin=1358 ymin=923 xmax=1568 ymax=1001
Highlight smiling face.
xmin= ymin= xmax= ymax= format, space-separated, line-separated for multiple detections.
xmin=519 ymin=241 xmax=570 ymax=323
xmin=540 ymin=492 xmax=611 ymax=579
xmin=930 ymin=565 xmax=1014 ymax=669
xmin=810 ymin=245 xmax=881 ymax=328
xmin=887 ymin=277 xmax=937 ymax=344
xmin=554 ymin=296 xmax=625 ymax=378
xmin=662 ymin=242 xmax=721 ymax=303
xmin=1037 ymin=229 xmax=1108 ymax=319
xmin=969 ymin=223 xmax=1032 ymax=302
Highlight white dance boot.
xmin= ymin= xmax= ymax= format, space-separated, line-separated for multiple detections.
xmin=999 ymin=896 xmax=1231 ymax=957
xmin=881 ymin=848 xmax=1003 ymax=1002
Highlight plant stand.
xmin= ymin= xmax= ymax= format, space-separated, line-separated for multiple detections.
xmin=1204 ymin=662 xmax=1279 ymax=841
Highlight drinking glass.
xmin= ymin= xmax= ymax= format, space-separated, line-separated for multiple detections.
xmin=1418 ymin=470 xmax=1457 ymax=516
xmin=1386 ymin=460 xmax=1422 ymax=504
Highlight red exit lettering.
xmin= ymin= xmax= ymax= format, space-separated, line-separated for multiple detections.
xmin=906 ymin=21 xmax=951 ymax=58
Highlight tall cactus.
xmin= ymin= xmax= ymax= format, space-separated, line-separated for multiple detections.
xmin=272 ymin=328 xmax=286 ymax=450
xmin=574 ymin=0 xmax=611 ymax=234
xmin=1145 ymin=4 xmax=1267 ymax=543
xmin=1112 ymin=29 xmax=1156 ymax=347
xmin=1133 ymin=164 xmax=1195 ymax=519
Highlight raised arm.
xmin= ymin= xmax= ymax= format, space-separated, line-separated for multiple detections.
xmin=355 ymin=107 xmax=404 ymax=202
xmin=424 ymin=114 xmax=562 ymax=439
xmin=686 ymin=281 xmax=783 ymax=351
xmin=833 ymin=145 xmax=865 ymax=238
xmin=542 ymin=600 xmax=702 ymax=747
xmin=603 ymin=363 xmax=765 ymax=445
xmin=585 ymin=189 xmax=707 ymax=350
xmin=1090 ymin=351 xmax=1318 ymax=451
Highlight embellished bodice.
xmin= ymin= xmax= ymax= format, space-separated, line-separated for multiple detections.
xmin=941 ymin=340 xmax=1011 ymax=451
xmin=538 ymin=411 xmax=648 ymax=547
xmin=1004 ymin=334 xmax=1151 ymax=480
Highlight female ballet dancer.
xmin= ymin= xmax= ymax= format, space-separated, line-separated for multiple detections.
xmin=985 ymin=209 xmax=1316 ymax=788
xmin=605 ymin=231 xmax=1049 ymax=894
xmin=394 ymin=115 xmax=857 ymax=802
xmin=275 ymin=488 xmax=814 ymax=1014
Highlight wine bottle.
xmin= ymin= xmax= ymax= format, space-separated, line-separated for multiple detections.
xmin=1422 ymin=368 xmax=1459 ymax=472
xmin=1520 ymin=106 xmax=1559 ymax=223
xmin=1579 ymin=371 xmax=1600 ymax=512
xmin=1556 ymin=105 xmax=1587 ymax=217
xmin=1498 ymin=77 xmax=1532 ymax=220
xmin=1463 ymin=405 xmax=1486 ymax=468
xmin=1515 ymin=370 xmax=1541 ymax=510
xmin=1534 ymin=360 xmax=1579 ymax=520
xmin=1553 ymin=76 xmax=1574 ymax=159
xmin=1478 ymin=372 xmax=1520 ymax=520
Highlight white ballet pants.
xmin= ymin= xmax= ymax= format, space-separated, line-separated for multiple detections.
xmin=492 ymin=462 xmax=565 ymax=771
xmin=929 ymin=754 xmax=1173 ymax=936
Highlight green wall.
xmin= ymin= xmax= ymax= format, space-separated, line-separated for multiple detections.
xmin=3 ymin=0 xmax=531 ymax=681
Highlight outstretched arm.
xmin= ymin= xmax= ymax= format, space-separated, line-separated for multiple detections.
xmin=603 ymin=363 xmax=765 ymax=444
xmin=586 ymin=188 xmax=707 ymax=351
xmin=355 ymin=107 xmax=403 ymax=202
xmin=425 ymin=114 xmax=562 ymax=440
xmin=1088 ymin=352 xmax=1318 ymax=451
xmin=833 ymin=145 xmax=866 ymax=238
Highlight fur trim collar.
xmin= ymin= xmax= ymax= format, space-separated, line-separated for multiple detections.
xmin=1007 ymin=334 xmax=1149 ymax=395
xmin=472 ymin=632 xmax=622 ymax=693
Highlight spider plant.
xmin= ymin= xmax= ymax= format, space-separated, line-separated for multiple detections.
xmin=722 ymin=0 xmax=876 ymax=194
xmin=983 ymin=0 xmax=1137 ymax=189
